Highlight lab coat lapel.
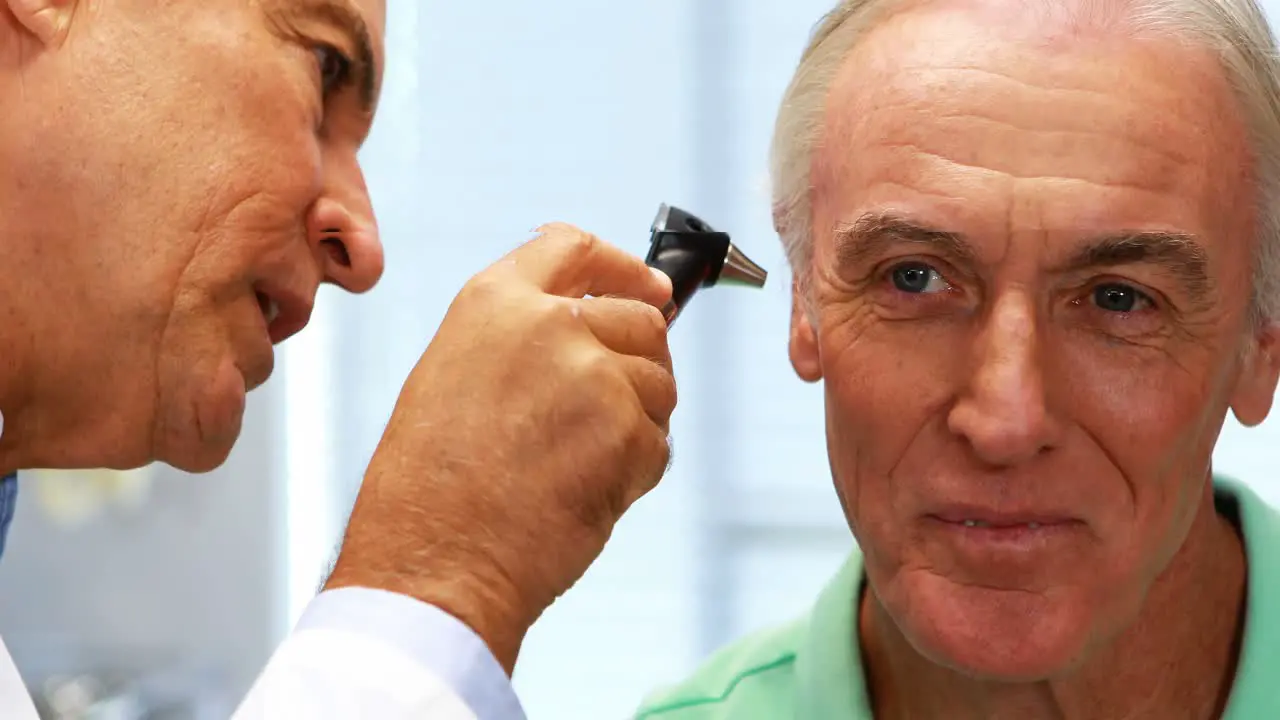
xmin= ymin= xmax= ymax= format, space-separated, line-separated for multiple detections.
xmin=0 ymin=636 xmax=38 ymax=719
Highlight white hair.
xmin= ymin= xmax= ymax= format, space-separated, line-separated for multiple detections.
xmin=770 ymin=0 xmax=1280 ymax=323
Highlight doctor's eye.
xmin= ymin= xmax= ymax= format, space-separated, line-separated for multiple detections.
xmin=889 ymin=262 xmax=950 ymax=295
xmin=313 ymin=44 xmax=353 ymax=97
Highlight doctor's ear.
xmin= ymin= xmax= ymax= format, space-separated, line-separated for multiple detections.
xmin=5 ymin=0 xmax=76 ymax=47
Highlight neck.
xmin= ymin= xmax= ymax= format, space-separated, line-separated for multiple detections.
xmin=0 ymin=276 xmax=48 ymax=475
xmin=861 ymin=486 xmax=1247 ymax=720
xmin=0 ymin=225 xmax=146 ymax=474
xmin=0 ymin=296 xmax=148 ymax=474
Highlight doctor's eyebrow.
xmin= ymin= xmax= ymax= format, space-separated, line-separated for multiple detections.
xmin=285 ymin=0 xmax=381 ymax=112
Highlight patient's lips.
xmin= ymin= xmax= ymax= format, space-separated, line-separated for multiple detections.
xmin=931 ymin=505 xmax=1078 ymax=529
xmin=924 ymin=502 xmax=1085 ymax=558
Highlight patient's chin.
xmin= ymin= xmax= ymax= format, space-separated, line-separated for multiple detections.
xmin=892 ymin=574 xmax=1092 ymax=681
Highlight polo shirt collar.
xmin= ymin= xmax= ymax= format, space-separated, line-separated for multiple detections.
xmin=1218 ymin=477 xmax=1280 ymax=715
xmin=795 ymin=547 xmax=872 ymax=719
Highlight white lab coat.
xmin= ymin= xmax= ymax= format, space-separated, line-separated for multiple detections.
xmin=0 ymin=588 xmax=524 ymax=719
xmin=232 ymin=622 xmax=480 ymax=718
xmin=0 ymin=631 xmax=478 ymax=719
xmin=0 ymin=632 xmax=480 ymax=719
xmin=0 ymin=637 xmax=35 ymax=720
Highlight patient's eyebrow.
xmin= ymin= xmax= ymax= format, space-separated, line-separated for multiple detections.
xmin=1059 ymin=231 xmax=1213 ymax=303
xmin=291 ymin=0 xmax=380 ymax=112
xmin=832 ymin=212 xmax=976 ymax=273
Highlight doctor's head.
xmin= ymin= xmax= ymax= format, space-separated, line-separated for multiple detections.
xmin=0 ymin=0 xmax=386 ymax=472
xmin=777 ymin=0 xmax=1280 ymax=681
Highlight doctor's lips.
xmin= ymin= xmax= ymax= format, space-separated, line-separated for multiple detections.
xmin=253 ymin=281 xmax=314 ymax=344
xmin=644 ymin=203 xmax=768 ymax=325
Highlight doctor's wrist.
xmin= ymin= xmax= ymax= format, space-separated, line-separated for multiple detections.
xmin=324 ymin=560 xmax=530 ymax=676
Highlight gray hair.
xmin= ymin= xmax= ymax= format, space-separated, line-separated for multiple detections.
xmin=771 ymin=0 xmax=1280 ymax=323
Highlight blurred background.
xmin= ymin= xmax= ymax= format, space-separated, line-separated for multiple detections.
xmin=3 ymin=0 xmax=1280 ymax=718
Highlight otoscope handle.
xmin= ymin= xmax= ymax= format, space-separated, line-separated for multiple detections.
xmin=645 ymin=229 xmax=730 ymax=325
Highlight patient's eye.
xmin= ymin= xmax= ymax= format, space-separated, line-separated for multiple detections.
xmin=891 ymin=262 xmax=949 ymax=294
xmin=1092 ymin=283 xmax=1153 ymax=313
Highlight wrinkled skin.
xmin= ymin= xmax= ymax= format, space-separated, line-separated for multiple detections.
xmin=788 ymin=1 xmax=1280 ymax=717
xmin=0 ymin=0 xmax=386 ymax=473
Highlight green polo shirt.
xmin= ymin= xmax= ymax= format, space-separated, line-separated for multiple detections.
xmin=636 ymin=477 xmax=1280 ymax=718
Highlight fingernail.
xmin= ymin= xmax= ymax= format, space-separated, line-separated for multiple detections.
xmin=661 ymin=300 xmax=679 ymax=325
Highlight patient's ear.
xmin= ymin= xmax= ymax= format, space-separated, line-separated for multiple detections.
xmin=789 ymin=275 xmax=822 ymax=383
xmin=1230 ymin=321 xmax=1280 ymax=427
xmin=6 ymin=0 xmax=76 ymax=47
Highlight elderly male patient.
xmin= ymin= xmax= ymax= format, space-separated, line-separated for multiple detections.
xmin=637 ymin=0 xmax=1280 ymax=718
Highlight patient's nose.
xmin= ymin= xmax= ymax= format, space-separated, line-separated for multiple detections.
xmin=947 ymin=290 xmax=1061 ymax=466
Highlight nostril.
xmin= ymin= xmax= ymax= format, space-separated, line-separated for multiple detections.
xmin=321 ymin=237 xmax=351 ymax=268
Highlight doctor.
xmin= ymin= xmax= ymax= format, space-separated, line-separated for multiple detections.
xmin=0 ymin=0 xmax=665 ymax=717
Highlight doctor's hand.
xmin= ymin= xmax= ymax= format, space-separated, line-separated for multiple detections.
xmin=325 ymin=223 xmax=677 ymax=674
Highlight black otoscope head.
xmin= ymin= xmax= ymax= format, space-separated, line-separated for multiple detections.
xmin=644 ymin=204 xmax=768 ymax=325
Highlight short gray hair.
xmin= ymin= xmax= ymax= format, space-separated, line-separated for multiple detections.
xmin=770 ymin=0 xmax=1280 ymax=323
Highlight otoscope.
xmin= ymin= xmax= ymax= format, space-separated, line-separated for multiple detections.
xmin=643 ymin=203 xmax=769 ymax=325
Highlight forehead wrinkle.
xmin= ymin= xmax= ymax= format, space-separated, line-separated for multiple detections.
xmin=898 ymin=101 xmax=1196 ymax=171
xmin=873 ymin=139 xmax=1185 ymax=199
xmin=838 ymin=57 xmax=1215 ymax=175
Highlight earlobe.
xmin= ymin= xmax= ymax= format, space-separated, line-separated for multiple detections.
xmin=6 ymin=0 xmax=75 ymax=47
xmin=789 ymin=277 xmax=823 ymax=383
xmin=1230 ymin=322 xmax=1280 ymax=427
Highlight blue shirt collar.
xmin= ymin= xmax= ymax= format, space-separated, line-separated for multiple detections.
xmin=0 ymin=473 xmax=16 ymax=558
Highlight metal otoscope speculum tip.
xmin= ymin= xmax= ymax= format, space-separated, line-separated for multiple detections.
xmin=643 ymin=203 xmax=768 ymax=326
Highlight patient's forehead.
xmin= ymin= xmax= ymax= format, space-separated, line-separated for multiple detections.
xmin=813 ymin=2 xmax=1254 ymax=257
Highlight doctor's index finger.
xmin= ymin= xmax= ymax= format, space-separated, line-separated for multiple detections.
xmin=499 ymin=223 xmax=672 ymax=307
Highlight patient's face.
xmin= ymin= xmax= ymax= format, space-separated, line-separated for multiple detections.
xmin=793 ymin=4 xmax=1278 ymax=679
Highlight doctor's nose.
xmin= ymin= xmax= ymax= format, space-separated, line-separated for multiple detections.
xmin=307 ymin=162 xmax=385 ymax=294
